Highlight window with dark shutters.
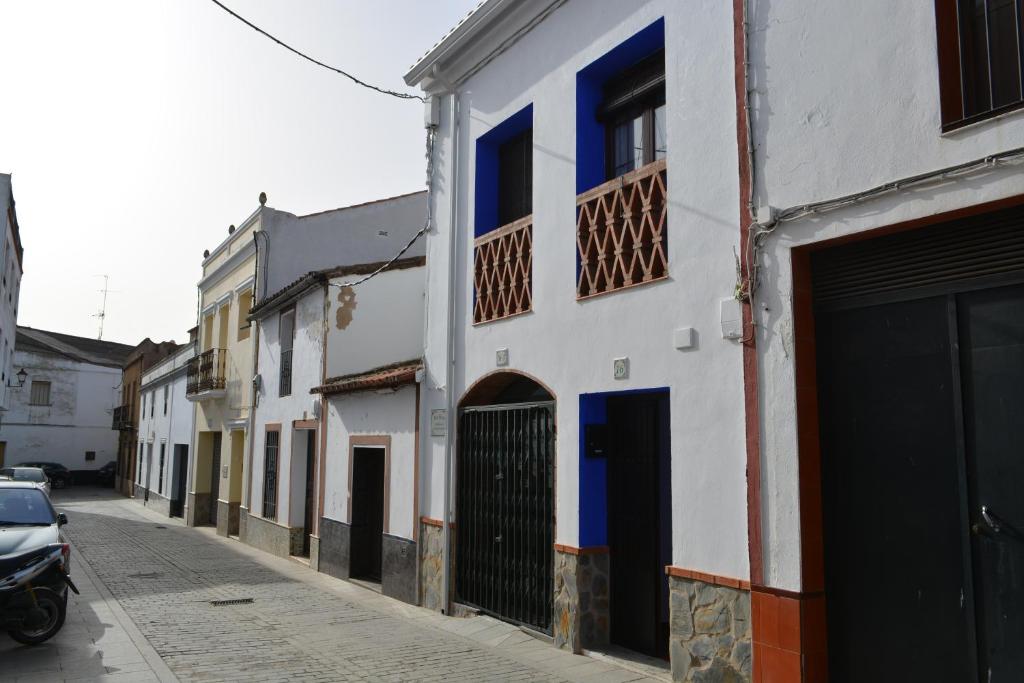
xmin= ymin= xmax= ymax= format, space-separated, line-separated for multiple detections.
xmin=935 ymin=0 xmax=1024 ymax=130
xmin=279 ymin=307 xmax=295 ymax=397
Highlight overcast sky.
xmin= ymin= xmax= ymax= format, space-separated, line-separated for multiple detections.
xmin=0 ymin=0 xmax=478 ymax=346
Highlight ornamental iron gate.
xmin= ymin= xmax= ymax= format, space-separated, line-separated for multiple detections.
xmin=456 ymin=402 xmax=555 ymax=633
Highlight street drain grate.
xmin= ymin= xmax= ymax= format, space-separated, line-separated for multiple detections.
xmin=154 ymin=525 xmax=167 ymax=529
xmin=128 ymin=572 xmax=162 ymax=579
xmin=209 ymin=598 xmax=254 ymax=606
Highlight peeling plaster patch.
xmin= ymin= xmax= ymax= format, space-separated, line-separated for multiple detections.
xmin=336 ymin=287 xmax=357 ymax=330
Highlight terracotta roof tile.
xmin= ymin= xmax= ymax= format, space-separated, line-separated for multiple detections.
xmin=312 ymin=360 xmax=422 ymax=396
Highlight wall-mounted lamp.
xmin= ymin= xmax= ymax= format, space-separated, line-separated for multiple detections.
xmin=6 ymin=368 xmax=26 ymax=388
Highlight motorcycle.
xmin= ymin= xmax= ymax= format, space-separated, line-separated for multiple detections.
xmin=0 ymin=543 xmax=80 ymax=645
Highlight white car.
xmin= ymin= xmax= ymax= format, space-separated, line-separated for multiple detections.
xmin=0 ymin=467 xmax=51 ymax=497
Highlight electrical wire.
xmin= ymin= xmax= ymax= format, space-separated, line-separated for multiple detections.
xmin=207 ymin=0 xmax=424 ymax=102
xmin=741 ymin=145 xmax=1024 ymax=298
xmin=328 ymin=126 xmax=436 ymax=289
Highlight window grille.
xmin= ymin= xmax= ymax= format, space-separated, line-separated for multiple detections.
xmin=263 ymin=431 xmax=280 ymax=519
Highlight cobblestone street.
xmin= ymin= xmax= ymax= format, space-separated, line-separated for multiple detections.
xmin=2 ymin=488 xmax=666 ymax=683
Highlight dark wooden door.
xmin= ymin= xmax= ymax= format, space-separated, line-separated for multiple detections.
xmin=171 ymin=445 xmax=188 ymax=517
xmin=351 ymin=447 xmax=384 ymax=581
xmin=958 ymin=284 xmax=1024 ymax=680
xmin=302 ymin=432 xmax=316 ymax=557
xmin=607 ymin=392 xmax=670 ymax=659
xmin=817 ymin=284 xmax=1024 ymax=682
xmin=209 ymin=436 xmax=221 ymax=526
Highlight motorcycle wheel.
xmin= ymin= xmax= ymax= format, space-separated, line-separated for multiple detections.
xmin=8 ymin=588 xmax=67 ymax=645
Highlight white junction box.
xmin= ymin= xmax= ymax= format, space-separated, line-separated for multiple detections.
xmin=673 ymin=327 xmax=696 ymax=350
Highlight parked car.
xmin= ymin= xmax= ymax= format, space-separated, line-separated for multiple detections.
xmin=0 ymin=468 xmax=50 ymax=497
xmin=0 ymin=480 xmax=77 ymax=644
xmin=13 ymin=462 xmax=72 ymax=489
xmin=95 ymin=461 xmax=117 ymax=487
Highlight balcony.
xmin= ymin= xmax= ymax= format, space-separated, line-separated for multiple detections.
xmin=473 ymin=215 xmax=533 ymax=324
xmin=576 ymin=158 xmax=667 ymax=299
xmin=186 ymin=348 xmax=228 ymax=401
xmin=111 ymin=405 xmax=133 ymax=431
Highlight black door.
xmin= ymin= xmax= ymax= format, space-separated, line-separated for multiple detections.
xmin=456 ymin=403 xmax=554 ymax=632
xmin=816 ymin=284 xmax=1024 ymax=682
xmin=350 ymin=447 xmax=384 ymax=581
xmin=958 ymin=285 xmax=1024 ymax=680
xmin=171 ymin=445 xmax=188 ymax=518
xmin=209 ymin=436 xmax=221 ymax=526
xmin=302 ymin=431 xmax=316 ymax=557
xmin=607 ymin=392 xmax=671 ymax=659
xmin=144 ymin=444 xmax=152 ymax=502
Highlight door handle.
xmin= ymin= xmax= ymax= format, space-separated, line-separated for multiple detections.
xmin=978 ymin=505 xmax=1024 ymax=543
xmin=981 ymin=506 xmax=1001 ymax=534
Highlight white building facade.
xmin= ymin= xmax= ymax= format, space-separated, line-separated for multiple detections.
xmin=406 ymin=1 xmax=749 ymax=677
xmin=135 ymin=340 xmax=196 ymax=518
xmin=242 ymin=193 xmax=427 ymax=606
xmin=3 ymin=327 xmax=132 ymax=479
xmin=0 ymin=173 xmax=24 ymax=436
xmin=408 ymin=1 xmax=1024 ymax=681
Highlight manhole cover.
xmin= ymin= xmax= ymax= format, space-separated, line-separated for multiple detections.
xmin=209 ymin=598 xmax=254 ymax=606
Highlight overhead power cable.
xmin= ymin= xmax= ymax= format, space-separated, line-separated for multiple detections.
xmin=207 ymin=0 xmax=424 ymax=102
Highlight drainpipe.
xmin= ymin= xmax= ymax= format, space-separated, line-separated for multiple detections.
xmin=245 ymin=229 xmax=264 ymax=514
xmin=441 ymin=87 xmax=460 ymax=616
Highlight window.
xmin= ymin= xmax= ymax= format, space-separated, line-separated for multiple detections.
xmin=137 ymin=443 xmax=143 ymax=484
xmin=279 ymin=307 xmax=295 ymax=397
xmin=936 ymin=0 xmax=1024 ymax=129
xmin=602 ymin=50 xmax=666 ymax=179
xmin=85 ymin=451 xmax=96 ymax=461
xmin=262 ymin=430 xmax=280 ymax=519
xmin=163 ymin=385 xmax=168 ymax=415
xmin=497 ymin=130 xmax=533 ymax=227
xmin=238 ymin=289 xmax=253 ymax=341
xmin=141 ymin=391 xmax=146 ymax=416
xmin=158 ymin=444 xmax=165 ymax=494
xmin=29 ymin=380 xmax=50 ymax=406
xmin=150 ymin=391 xmax=154 ymax=418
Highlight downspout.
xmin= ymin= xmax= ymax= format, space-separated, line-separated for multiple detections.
xmin=441 ymin=86 xmax=460 ymax=616
xmin=187 ymin=272 xmax=201 ymax=519
xmin=245 ymin=228 xmax=264 ymax=515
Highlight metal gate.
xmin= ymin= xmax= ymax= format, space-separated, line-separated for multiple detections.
xmin=456 ymin=402 xmax=554 ymax=632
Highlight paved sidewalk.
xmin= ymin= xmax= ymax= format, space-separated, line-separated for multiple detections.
xmin=0 ymin=497 xmax=176 ymax=683
xmin=39 ymin=487 xmax=666 ymax=683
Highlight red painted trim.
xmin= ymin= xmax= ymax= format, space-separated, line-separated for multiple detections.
xmin=665 ymin=565 xmax=752 ymax=591
xmin=732 ymin=0 xmax=763 ymax=587
xmin=553 ymin=544 xmax=609 ymax=556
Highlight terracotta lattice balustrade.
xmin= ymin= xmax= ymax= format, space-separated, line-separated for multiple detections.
xmin=576 ymin=158 xmax=668 ymax=298
xmin=473 ymin=215 xmax=533 ymax=324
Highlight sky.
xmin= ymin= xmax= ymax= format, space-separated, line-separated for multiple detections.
xmin=0 ymin=0 xmax=479 ymax=346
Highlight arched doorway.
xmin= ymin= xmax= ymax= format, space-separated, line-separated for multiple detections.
xmin=456 ymin=371 xmax=555 ymax=633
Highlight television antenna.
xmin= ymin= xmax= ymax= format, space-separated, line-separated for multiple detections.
xmin=93 ymin=275 xmax=118 ymax=340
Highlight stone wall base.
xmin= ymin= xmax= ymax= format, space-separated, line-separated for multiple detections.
xmin=190 ymin=492 xmax=212 ymax=527
xmin=216 ymin=501 xmax=240 ymax=536
xmin=418 ymin=521 xmax=444 ymax=611
xmin=132 ymin=490 xmax=172 ymax=518
xmin=381 ymin=533 xmax=417 ymax=605
xmin=317 ymin=517 xmax=351 ymax=580
xmin=553 ymin=548 xmax=609 ymax=653
xmin=239 ymin=509 xmax=299 ymax=559
xmin=309 ymin=535 xmax=320 ymax=572
xmin=668 ymin=576 xmax=751 ymax=682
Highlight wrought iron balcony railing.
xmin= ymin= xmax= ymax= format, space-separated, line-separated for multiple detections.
xmin=186 ymin=348 xmax=228 ymax=396
xmin=473 ymin=215 xmax=533 ymax=324
xmin=111 ymin=404 xmax=133 ymax=431
xmin=576 ymin=158 xmax=668 ymax=299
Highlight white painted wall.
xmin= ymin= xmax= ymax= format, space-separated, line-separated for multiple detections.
xmin=749 ymin=0 xmax=1024 ymax=591
xmin=250 ymin=286 xmax=324 ymax=527
xmin=137 ymin=343 xmax=196 ymax=497
xmin=0 ymin=174 xmax=24 ymax=414
xmin=418 ymin=0 xmax=750 ymax=580
xmin=325 ymin=266 xmax=424 ymax=379
xmin=322 ymin=385 xmax=418 ymax=541
xmin=3 ymin=349 xmax=120 ymax=471
xmin=259 ymin=194 xmax=426 ymax=299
